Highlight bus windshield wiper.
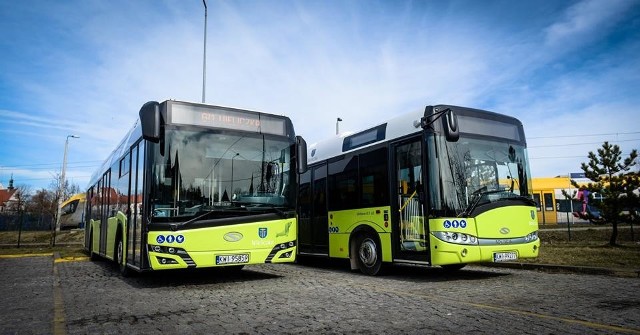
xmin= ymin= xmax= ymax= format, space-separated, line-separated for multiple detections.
xmin=499 ymin=195 xmax=537 ymax=206
xmin=460 ymin=189 xmax=504 ymax=217
xmin=168 ymin=207 xmax=246 ymax=231
xmin=243 ymin=203 xmax=290 ymax=218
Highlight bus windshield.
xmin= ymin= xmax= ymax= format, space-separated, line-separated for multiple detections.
xmin=427 ymin=134 xmax=534 ymax=217
xmin=150 ymin=129 xmax=295 ymax=221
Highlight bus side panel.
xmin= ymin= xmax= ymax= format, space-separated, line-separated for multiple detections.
xmin=147 ymin=218 xmax=297 ymax=270
xmin=89 ymin=219 xmax=100 ymax=255
xmin=328 ymin=207 xmax=392 ymax=262
xmin=105 ymin=216 xmax=119 ymax=261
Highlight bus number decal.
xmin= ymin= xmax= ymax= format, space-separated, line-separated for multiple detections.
xmin=329 ymin=227 xmax=340 ymax=233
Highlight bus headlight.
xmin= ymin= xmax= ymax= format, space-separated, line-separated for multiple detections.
xmin=432 ymin=231 xmax=479 ymax=245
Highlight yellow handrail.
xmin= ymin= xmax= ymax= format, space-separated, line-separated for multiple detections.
xmin=399 ymin=190 xmax=418 ymax=213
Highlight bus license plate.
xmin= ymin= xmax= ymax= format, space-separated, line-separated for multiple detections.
xmin=493 ymin=252 xmax=517 ymax=262
xmin=216 ymin=254 xmax=249 ymax=265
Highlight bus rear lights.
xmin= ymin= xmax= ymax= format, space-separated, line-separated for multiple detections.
xmin=432 ymin=231 xmax=479 ymax=245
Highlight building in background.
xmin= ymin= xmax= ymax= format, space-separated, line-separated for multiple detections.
xmin=0 ymin=177 xmax=18 ymax=213
xmin=532 ymin=176 xmax=602 ymax=225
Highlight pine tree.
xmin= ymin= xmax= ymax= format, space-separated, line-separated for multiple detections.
xmin=572 ymin=142 xmax=638 ymax=245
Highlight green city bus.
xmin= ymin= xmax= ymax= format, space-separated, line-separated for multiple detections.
xmin=298 ymin=105 xmax=539 ymax=275
xmin=85 ymin=100 xmax=307 ymax=275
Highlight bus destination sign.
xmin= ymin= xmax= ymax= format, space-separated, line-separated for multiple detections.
xmin=170 ymin=102 xmax=287 ymax=136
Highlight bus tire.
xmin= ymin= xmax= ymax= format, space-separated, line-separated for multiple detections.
xmin=354 ymin=233 xmax=382 ymax=276
xmin=116 ymin=232 xmax=130 ymax=277
xmin=88 ymin=229 xmax=98 ymax=261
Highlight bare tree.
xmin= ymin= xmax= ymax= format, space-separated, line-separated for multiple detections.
xmin=25 ymin=188 xmax=58 ymax=226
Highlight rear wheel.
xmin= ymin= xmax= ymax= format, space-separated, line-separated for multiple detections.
xmin=354 ymin=233 xmax=382 ymax=276
xmin=116 ymin=233 xmax=130 ymax=277
xmin=88 ymin=229 xmax=98 ymax=261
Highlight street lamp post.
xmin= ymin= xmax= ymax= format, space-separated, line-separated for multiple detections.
xmin=202 ymin=0 xmax=208 ymax=103
xmin=55 ymin=135 xmax=79 ymax=233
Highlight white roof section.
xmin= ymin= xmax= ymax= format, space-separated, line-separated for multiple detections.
xmin=308 ymin=107 xmax=424 ymax=164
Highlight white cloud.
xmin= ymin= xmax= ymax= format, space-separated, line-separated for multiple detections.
xmin=545 ymin=0 xmax=634 ymax=47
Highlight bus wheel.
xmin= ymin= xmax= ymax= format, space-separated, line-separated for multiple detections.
xmin=88 ymin=229 xmax=98 ymax=261
xmin=116 ymin=235 xmax=130 ymax=277
xmin=355 ymin=233 xmax=382 ymax=276
xmin=441 ymin=264 xmax=466 ymax=272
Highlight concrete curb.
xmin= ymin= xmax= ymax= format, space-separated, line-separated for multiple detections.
xmin=481 ymin=262 xmax=640 ymax=278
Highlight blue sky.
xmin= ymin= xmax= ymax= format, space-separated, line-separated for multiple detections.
xmin=1 ymin=0 xmax=639 ymax=191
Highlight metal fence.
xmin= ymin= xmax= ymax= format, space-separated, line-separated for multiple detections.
xmin=0 ymin=213 xmax=54 ymax=232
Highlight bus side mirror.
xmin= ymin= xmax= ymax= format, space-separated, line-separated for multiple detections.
xmin=139 ymin=101 xmax=161 ymax=143
xmin=442 ymin=109 xmax=459 ymax=142
xmin=296 ymin=136 xmax=308 ymax=174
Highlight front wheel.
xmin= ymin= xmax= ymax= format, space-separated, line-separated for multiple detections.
xmin=354 ymin=233 xmax=382 ymax=276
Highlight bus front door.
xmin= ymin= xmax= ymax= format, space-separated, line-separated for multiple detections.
xmin=393 ymin=139 xmax=429 ymax=262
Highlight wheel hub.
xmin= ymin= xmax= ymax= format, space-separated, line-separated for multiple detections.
xmin=359 ymin=238 xmax=377 ymax=266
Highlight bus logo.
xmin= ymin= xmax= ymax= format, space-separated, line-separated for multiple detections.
xmin=223 ymin=232 xmax=243 ymax=242
xmin=500 ymin=227 xmax=510 ymax=235
xmin=258 ymin=228 xmax=268 ymax=239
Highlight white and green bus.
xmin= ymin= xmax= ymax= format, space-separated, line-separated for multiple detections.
xmin=298 ymin=105 xmax=539 ymax=275
xmin=85 ymin=100 xmax=307 ymax=275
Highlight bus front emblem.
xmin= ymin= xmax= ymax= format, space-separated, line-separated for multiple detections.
xmin=223 ymin=232 xmax=243 ymax=242
xmin=499 ymin=227 xmax=510 ymax=235
xmin=258 ymin=228 xmax=268 ymax=239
